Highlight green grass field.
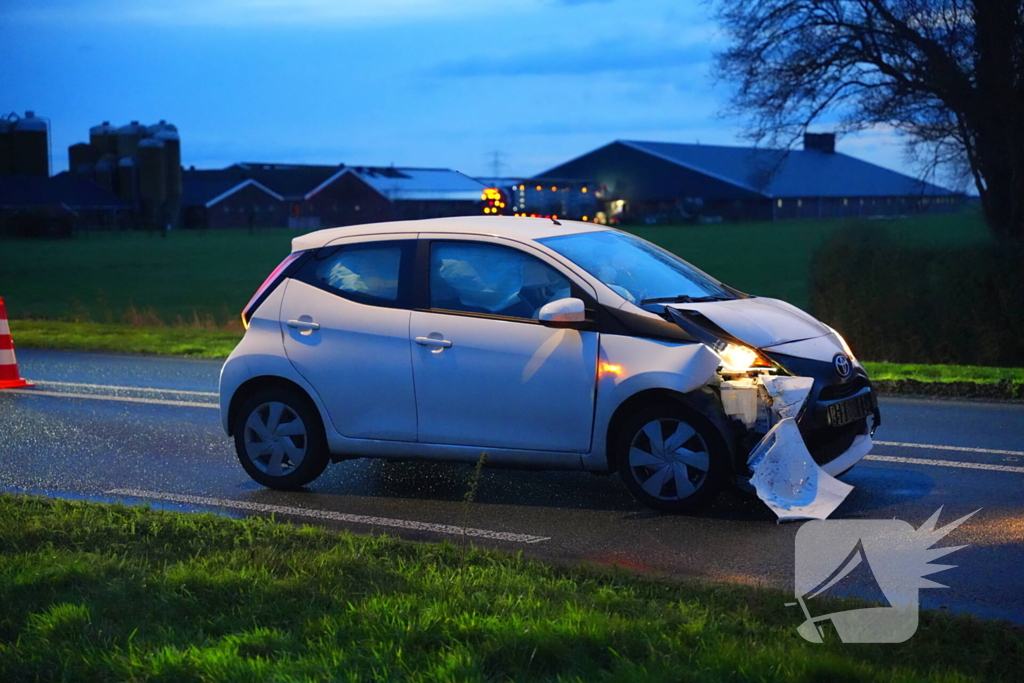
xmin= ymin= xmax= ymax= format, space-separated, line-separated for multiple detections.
xmin=0 ymin=212 xmax=989 ymax=324
xmin=1 ymin=494 xmax=1020 ymax=681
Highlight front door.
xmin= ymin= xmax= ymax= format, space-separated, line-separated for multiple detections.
xmin=281 ymin=238 xmax=418 ymax=441
xmin=410 ymin=239 xmax=599 ymax=453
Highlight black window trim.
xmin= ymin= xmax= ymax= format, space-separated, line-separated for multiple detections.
xmin=294 ymin=238 xmax=416 ymax=310
xmin=414 ymin=237 xmax=599 ymax=326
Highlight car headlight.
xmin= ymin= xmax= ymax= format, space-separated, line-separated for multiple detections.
xmin=717 ymin=343 xmax=770 ymax=372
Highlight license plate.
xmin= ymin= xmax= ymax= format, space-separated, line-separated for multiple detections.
xmin=826 ymin=392 xmax=874 ymax=427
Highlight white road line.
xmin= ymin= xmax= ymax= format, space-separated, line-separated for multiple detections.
xmin=105 ymin=488 xmax=551 ymax=544
xmin=866 ymin=454 xmax=1024 ymax=474
xmin=875 ymin=440 xmax=1024 ymax=457
xmin=34 ymin=380 xmax=218 ymax=397
xmin=1 ymin=389 xmax=217 ymax=409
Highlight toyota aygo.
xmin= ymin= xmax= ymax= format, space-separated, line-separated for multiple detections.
xmin=220 ymin=216 xmax=879 ymax=516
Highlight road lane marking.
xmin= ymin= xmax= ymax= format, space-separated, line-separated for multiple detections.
xmin=105 ymin=488 xmax=551 ymax=544
xmin=866 ymin=454 xmax=1024 ymax=473
xmin=33 ymin=380 xmax=219 ymax=397
xmin=1 ymin=389 xmax=217 ymax=409
xmin=875 ymin=440 xmax=1024 ymax=457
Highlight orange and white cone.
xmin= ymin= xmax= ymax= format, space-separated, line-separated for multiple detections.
xmin=0 ymin=297 xmax=33 ymax=389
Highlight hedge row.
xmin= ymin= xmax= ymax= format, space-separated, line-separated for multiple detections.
xmin=809 ymin=225 xmax=1023 ymax=367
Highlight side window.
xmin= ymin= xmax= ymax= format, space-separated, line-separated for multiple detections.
xmin=429 ymin=242 xmax=571 ymax=320
xmin=311 ymin=243 xmax=404 ymax=306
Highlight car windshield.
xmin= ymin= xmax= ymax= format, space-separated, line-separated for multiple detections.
xmin=538 ymin=230 xmax=734 ymax=305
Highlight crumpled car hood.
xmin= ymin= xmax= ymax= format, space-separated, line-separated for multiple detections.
xmin=668 ymin=297 xmax=831 ymax=349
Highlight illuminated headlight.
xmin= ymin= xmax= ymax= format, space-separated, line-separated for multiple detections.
xmin=717 ymin=343 xmax=760 ymax=372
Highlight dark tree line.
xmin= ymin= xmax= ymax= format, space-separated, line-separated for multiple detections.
xmin=715 ymin=0 xmax=1024 ymax=241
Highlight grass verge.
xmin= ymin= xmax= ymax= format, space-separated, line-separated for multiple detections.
xmin=9 ymin=320 xmax=242 ymax=358
xmin=1 ymin=494 xmax=1020 ymax=681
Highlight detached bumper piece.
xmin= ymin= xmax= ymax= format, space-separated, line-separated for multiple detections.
xmin=746 ymin=376 xmax=865 ymax=522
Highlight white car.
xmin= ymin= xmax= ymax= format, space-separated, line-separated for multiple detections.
xmin=220 ymin=216 xmax=879 ymax=513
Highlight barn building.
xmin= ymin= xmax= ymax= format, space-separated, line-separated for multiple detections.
xmin=0 ymin=173 xmax=126 ymax=237
xmin=182 ymin=163 xmax=491 ymax=229
xmin=537 ymin=134 xmax=964 ymax=223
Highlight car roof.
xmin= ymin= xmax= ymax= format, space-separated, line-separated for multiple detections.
xmin=291 ymin=216 xmax=607 ymax=252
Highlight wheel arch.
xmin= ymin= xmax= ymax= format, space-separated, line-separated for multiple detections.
xmin=227 ymin=375 xmax=319 ymax=437
xmin=605 ymin=386 xmax=738 ymax=474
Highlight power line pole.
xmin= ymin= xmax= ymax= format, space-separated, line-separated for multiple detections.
xmin=485 ymin=150 xmax=508 ymax=178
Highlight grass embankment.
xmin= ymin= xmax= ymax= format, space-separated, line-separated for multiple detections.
xmin=1 ymin=495 xmax=1020 ymax=681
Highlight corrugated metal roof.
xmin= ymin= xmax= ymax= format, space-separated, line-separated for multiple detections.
xmin=349 ymin=167 xmax=488 ymax=202
xmin=0 ymin=173 xmax=126 ymax=209
xmin=617 ymin=140 xmax=956 ymax=198
xmin=223 ymin=163 xmax=345 ymax=198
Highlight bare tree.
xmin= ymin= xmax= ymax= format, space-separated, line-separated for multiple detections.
xmin=714 ymin=0 xmax=1024 ymax=240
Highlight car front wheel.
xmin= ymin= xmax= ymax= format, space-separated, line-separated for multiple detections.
xmin=233 ymin=387 xmax=329 ymax=489
xmin=615 ymin=405 xmax=727 ymax=513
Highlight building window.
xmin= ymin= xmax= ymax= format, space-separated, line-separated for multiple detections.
xmin=223 ymin=205 xmax=230 ymax=213
xmin=776 ymin=199 xmax=783 ymax=208
xmin=797 ymin=199 xmax=803 ymax=208
xmin=843 ymin=198 xmax=849 ymax=206
xmin=253 ymin=205 xmax=260 ymax=212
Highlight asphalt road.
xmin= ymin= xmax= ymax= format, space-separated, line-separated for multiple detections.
xmin=2 ymin=348 xmax=1022 ymax=624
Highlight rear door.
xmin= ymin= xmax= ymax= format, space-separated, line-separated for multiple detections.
xmin=409 ymin=237 xmax=599 ymax=454
xmin=281 ymin=236 xmax=418 ymax=441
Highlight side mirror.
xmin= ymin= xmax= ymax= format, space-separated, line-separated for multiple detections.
xmin=537 ymin=297 xmax=587 ymax=327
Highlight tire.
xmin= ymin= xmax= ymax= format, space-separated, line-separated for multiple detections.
xmin=232 ymin=386 xmax=330 ymax=490
xmin=614 ymin=403 xmax=728 ymax=513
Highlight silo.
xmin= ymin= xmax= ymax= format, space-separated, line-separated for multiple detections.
xmin=89 ymin=121 xmax=119 ymax=158
xmin=93 ymin=154 xmax=117 ymax=193
xmin=116 ymin=120 xmax=146 ymax=159
xmin=69 ymin=143 xmax=96 ymax=174
xmin=0 ymin=118 xmax=13 ymax=176
xmin=154 ymin=122 xmax=181 ymax=227
xmin=12 ymin=111 xmax=49 ymax=176
xmin=138 ymin=137 xmax=167 ymax=227
xmin=117 ymin=156 xmax=137 ymax=206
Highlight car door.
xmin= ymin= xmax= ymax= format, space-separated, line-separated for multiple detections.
xmin=409 ymin=237 xmax=599 ymax=454
xmin=281 ymin=237 xmax=418 ymax=442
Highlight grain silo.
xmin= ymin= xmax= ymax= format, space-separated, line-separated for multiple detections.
xmin=10 ymin=111 xmax=50 ymax=177
xmin=138 ymin=137 xmax=167 ymax=227
xmin=89 ymin=121 xmax=119 ymax=158
xmin=69 ymin=143 xmax=96 ymax=174
xmin=93 ymin=154 xmax=117 ymax=193
xmin=0 ymin=118 xmax=12 ymax=176
xmin=118 ymin=156 xmax=137 ymax=206
xmin=117 ymin=121 xmax=146 ymax=159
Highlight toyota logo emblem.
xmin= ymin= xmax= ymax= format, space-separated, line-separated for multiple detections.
xmin=834 ymin=354 xmax=852 ymax=379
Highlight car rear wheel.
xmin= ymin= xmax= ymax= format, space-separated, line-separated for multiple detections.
xmin=233 ymin=387 xmax=329 ymax=489
xmin=615 ymin=405 xmax=727 ymax=513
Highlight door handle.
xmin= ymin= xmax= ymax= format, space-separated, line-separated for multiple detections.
xmin=287 ymin=319 xmax=321 ymax=331
xmin=415 ymin=336 xmax=452 ymax=348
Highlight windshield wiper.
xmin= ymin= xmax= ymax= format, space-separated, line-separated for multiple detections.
xmin=639 ymin=294 xmax=729 ymax=305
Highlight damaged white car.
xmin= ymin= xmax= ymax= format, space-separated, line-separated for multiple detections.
xmin=220 ymin=216 xmax=879 ymax=520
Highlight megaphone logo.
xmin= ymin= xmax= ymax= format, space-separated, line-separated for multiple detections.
xmin=791 ymin=507 xmax=978 ymax=643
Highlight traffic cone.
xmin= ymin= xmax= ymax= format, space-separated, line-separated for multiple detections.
xmin=0 ymin=297 xmax=33 ymax=389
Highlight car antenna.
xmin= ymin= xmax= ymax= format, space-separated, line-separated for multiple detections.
xmin=550 ymin=218 xmax=561 ymax=225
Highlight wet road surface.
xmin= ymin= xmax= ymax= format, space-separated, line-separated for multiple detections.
xmin=2 ymin=349 xmax=1022 ymax=624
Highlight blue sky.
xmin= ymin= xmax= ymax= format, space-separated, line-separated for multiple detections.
xmin=2 ymin=0 xmax=913 ymax=179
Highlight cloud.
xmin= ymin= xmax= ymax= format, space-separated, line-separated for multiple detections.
xmin=435 ymin=40 xmax=712 ymax=77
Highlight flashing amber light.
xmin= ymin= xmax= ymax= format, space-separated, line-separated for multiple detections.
xmin=600 ymin=363 xmax=623 ymax=375
xmin=581 ymin=187 xmax=588 ymax=193
xmin=582 ymin=215 xmax=589 ymax=221
xmin=518 ymin=184 xmax=525 ymax=190
xmin=753 ymin=355 xmax=773 ymax=368
xmin=551 ymin=186 xmax=557 ymax=191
